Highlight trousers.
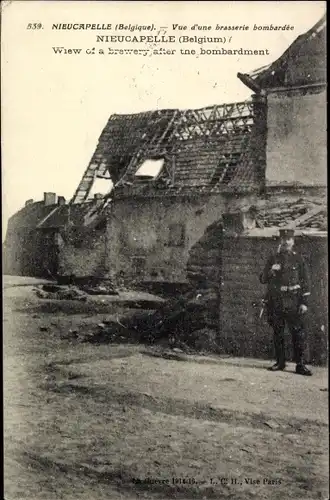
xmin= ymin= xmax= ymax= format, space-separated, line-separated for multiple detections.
xmin=271 ymin=309 xmax=306 ymax=365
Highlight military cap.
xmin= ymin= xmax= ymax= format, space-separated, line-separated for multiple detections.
xmin=279 ymin=228 xmax=295 ymax=237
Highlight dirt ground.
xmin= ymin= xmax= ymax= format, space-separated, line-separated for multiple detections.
xmin=3 ymin=277 xmax=329 ymax=500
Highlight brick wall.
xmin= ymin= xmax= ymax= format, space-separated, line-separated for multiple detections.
xmin=186 ymin=220 xmax=223 ymax=329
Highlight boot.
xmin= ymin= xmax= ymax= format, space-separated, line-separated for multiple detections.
xmin=295 ymin=364 xmax=312 ymax=376
xmin=268 ymin=362 xmax=286 ymax=371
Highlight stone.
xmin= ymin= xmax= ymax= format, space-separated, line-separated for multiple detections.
xmin=190 ymin=460 xmax=204 ymax=468
xmin=263 ymin=420 xmax=280 ymax=429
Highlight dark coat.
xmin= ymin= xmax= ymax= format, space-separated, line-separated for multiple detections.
xmin=260 ymin=248 xmax=311 ymax=322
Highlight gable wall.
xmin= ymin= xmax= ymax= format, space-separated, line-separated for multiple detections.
xmin=266 ymin=88 xmax=326 ymax=186
xmin=106 ymin=194 xmax=256 ymax=285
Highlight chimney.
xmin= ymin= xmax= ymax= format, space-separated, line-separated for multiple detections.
xmin=44 ymin=192 xmax=57 ymax=206
xmin=58 ymin=196 xmax=66 ymax=206
xmin=25 ymin=199 xmax=34 ymax=207
xmin=94 ymin=193 xmax=103 ymax=200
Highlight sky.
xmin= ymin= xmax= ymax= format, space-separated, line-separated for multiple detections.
xmin=2 ymin=1 xmax=326 ymax=234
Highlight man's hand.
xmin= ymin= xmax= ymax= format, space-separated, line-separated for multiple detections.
xmin=299 ymin=304 xmax=308 ymax=315
xmin=271 ymin=263 xmax=281 ymax=272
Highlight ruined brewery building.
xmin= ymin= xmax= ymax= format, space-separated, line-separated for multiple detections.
xmin=4 ymin=16 xmax=326 ymax=363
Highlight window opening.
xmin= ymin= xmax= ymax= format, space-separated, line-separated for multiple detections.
xmin=135 ymin=158 xmax=165 ymax=181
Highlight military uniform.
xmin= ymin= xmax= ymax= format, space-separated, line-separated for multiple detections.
xmin=260 ymin=229 xmax=312 ymax=375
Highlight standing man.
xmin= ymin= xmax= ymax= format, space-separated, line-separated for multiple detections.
xmin=260 ymin=228 xmax=312 ymax=376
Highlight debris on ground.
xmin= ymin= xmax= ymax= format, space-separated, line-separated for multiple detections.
xmin=34 ymin=285 xmax=88 ymax=301
xmin=68 ymin=329 xmax=78 ymax=336
xmin=41 ymin=284 xmax=65 ymax=293
xmin=263 ymin=420 xmax=280 ymax=430
xmin=75 ymin=293 xmax=219 ymax=353
xmin=79 ymin=283 xmax=119 ymax=296
xmin=29 ymin=272 xmax=220 ymax=353
xmin=97 ymin=323 xmax=106 ymax=329
xmin=34 ymin=276 xmax=120 ymax=300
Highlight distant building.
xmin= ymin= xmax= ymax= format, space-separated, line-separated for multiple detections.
xmin=3 ymin=193 xmax=108 ymax=280
xmin=3 ymin=193 xmax=63 ymax=277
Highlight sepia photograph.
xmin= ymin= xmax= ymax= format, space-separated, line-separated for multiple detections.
xmin=2 ymin=1 xmax=328 ymax=499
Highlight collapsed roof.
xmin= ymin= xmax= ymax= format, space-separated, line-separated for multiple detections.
xmin=72 ymin=99 xmax=265 ymax=202
xmin=36 ymin=199 xmax=108 ymax=230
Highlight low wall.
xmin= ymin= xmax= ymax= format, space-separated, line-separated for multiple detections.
xmin=184 ymin=221 xmax=327 ymax=365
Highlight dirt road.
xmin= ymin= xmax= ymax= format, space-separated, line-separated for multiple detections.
xmin=4 ymin=279 xmax=329 ymax=500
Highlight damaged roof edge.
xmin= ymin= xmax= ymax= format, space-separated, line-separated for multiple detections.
xmin=238 ymin=14 xmax=326 ymax=89
xmin=72 ymin=99 xmax=259 ymax=199
xmin=237 ymin=72 xmax=262 ymax=93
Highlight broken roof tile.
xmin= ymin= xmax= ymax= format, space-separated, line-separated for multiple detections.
xmin=73 ymin=100 xmax=261 ymax=200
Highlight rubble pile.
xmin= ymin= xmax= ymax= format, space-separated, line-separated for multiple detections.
xmin=82 ymin=222 xmax=223 ymax=352
xmin=79 ymin=282 xmax=119 ymax=296
xmin=298 ymin=209 xmax=327 ymax=230
xmin=33 ymin=218 xmax=223 ymax=352
xmin=256 ymin=199 xmax=326 ymax=229
xmin=81 ymin=296 xmax=218 ymax=352
xmin=34 ymin=278 xmax=120 ymax=301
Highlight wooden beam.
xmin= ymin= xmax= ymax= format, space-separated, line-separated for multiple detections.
xmin=237 ymin=72 xmax=261 ymax=93
xmin=283 ymin=205 xmax=325 ymax=228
